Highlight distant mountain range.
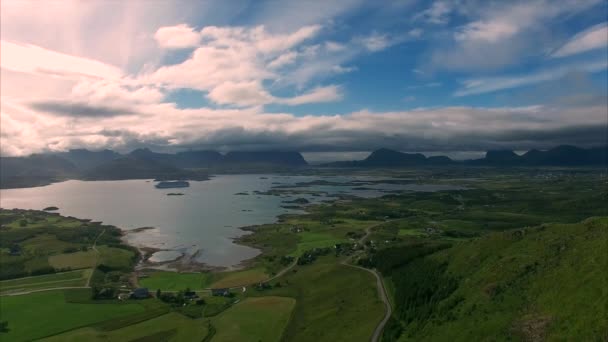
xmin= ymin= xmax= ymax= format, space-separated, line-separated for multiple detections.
xmin=0 ymin=149 xmax=307 ymax=189
xmin=0 ymin=145 xmax=605 ymax=189
xmin=323 ymin=145 xmax=607 ymax=168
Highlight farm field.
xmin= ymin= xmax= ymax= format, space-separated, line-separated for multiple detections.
xmin=0 ymin=289 xmax=146 ymax=341
xmin=139 ymin=271 xmax=211 ymax=291
xmin=211 ymin=296 xmax=296 ymax=342
xmin=48 ymin=251 xmax=97 ymax=269
xmin=0 ymin=269 xmax=90 ymax=295
xmin=209 ymin=268 xmax=269 ymax=288
xmin=251 ymin=256 xmax=385 ymax=342
xmin=41 ymin=312 xmax=209 ymax=342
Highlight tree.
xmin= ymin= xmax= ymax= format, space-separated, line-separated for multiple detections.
xmin=0 ymin=321 xmax=8 ymax=333
xmin=156 ymin=289 xmax=161 ymax=298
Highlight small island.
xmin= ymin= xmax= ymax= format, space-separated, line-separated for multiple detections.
xmin=43 ymin=206 xmax=59 ymax=211
xmin=155 ymin=181 xmax=190 ymax=189
xmin=167 ymin=193 xmax=184 ymax=196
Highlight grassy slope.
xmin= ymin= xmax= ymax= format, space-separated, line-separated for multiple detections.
xmin=209 ymin=268 xmax=269 ymax=288
xmin=211 ymin=296 xmax=296 ymax=342
xmin=398 ymin=217 xmax=608 ymax=341
xmin=252 ymin=256 xmax=384 ymax=342
xmin=0 ymin=290 xmax=146 ymax=341
xmin=48 ymin=250 xmax=98 ymax=269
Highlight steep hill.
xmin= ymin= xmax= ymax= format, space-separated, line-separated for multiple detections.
xmin=379 ymin=217 xmax=608 ymax=341
xmin=83 ymin=156 xmax=208 ymax=181
xmin=0 ymin=155 xmax=78 ymax=189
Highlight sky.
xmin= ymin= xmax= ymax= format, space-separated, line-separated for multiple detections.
xmin=1 ymin=0 xmax=607 ymax=157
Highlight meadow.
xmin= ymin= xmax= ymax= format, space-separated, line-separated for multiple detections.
xmin=210 ymin=296 xmax=296 ymax=342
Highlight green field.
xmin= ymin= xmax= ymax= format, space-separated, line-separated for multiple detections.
xmin=289 ymin=231 xmax=347 ymax=257
xmin=42 ymin=312 xmax=208 ymax=342
xmin=0 ymin=290 xmax=146 ymax=341
xmin=139 ymin=271 xmax=212 ymax=291
xmin=0 ymin=269 xmax=90 ymax=294
xmin=210 ymin=268 xmax=269 ymax=288
xmin=211 ymin=296 xmax=296 ymax=342
xmin=251 ymin=256 xmax=385 ymax=342
xmin=49 ymin=250 xmax=98 ymax=269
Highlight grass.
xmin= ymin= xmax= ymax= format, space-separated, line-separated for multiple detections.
xmin=289 ymin=232 xmax=347 ymax=257
xmin=385 ymin=217 xmax=608 ymax=341
xmin=41 ymin=312 xmax=209 ymax=342
xmin=139 ymin=271 xmax=212 ymax=291
xmin=0 ymin=269 xmax=90 ymax=294
xmin=97 ymin=246 xmax=135 ymax=270
xmin=211 ymin=296 xmax=296 ymax=342
xmin=210 ymin=268 xmax=269 ymax=288
xmin=48 ymin=250 xmax=98 ymax=269
xmin=0 ymin=289 xmax=146 ymax=341
xmin=251 ymin=256 xmax=385 ymax=342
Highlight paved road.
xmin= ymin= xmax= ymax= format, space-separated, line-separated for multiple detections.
xmin=2 ymin=286 xmax=89 ymax=296
xmin=340 ymin=220 xmax=397 ymax=342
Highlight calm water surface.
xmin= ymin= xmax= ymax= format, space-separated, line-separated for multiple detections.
xmin=0 ymin=174 xmax=463 ymax=267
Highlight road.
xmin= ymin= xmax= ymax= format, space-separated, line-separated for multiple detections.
xmin=340 ymin=220 xmax=396 ymax=342
xmin=86 ymin=228 xmax=105 ymax=287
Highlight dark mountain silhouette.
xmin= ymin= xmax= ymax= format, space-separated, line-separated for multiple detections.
xmin=222 ymin=151 xmax=308 ymax=166
xmin=324 ymin=145 xmax=606 ymax=168
xmin=324 ymin=148 xmax=453 ymax=167
xmin=0 ymin=155 xmax=79 ymax=188
xmin=174 ymin=150 xmax=223 ymax=168
xmin=56 ymin=149 xmax=121 ymax=170
xmin=468 ymin=145 xmax=607 ymax=166
xmin=83 ymin=156 xmax=208 ymax=181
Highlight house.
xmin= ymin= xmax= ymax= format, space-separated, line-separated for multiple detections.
xmin=9 ymin=245 xmax=21 ymax=256
xmin=130 ymin=287 xmax=150 ymax=299
xmin=184 ymin=291 xmax=199 ymax=300
xmin=211 ymin=288 xmax=230 ymax=297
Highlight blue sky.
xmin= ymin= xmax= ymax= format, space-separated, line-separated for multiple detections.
xmin=0 ymin=0 xmax=606 ymax=156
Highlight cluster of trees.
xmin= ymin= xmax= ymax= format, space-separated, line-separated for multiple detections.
xmin=368 ymin=243 xmax=458 ymax=341
xmin=296 ymin=247 xmax=332 ymax=265
xmin=92 ymin=286 xmax=118 ymax=300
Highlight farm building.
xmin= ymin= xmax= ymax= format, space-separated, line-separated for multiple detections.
xmin=211 ymin=288 xmax=230 ymax=297
xmin=130 ymin=288 xmax=150 ymax=299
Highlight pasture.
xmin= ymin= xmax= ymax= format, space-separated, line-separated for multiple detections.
xmin=211 ymin=296 xmax=296 ymax=342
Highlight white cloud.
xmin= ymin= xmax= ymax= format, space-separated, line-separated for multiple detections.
xmin=207 ymin=81 xmax=273 ymax=107
xmin=455 ymin=21 xmax=518 ymax=43
xmin=455 ymin=59 xmax=608 ymax=96
xmin=551 ymin=23 xmax=608 ymax=58
xmin=280 ymin=85 xmax=343 ymax=105
xmin=325 ymin=41 xmax=346 ymax=52
xmin=154 ymin=24 xmax=201 ymax=49
xmin=268 ymin=51 xmax=298 ymax=69
xmin=408 ymin=28 xmax=423 ymax=38
xmin=414 ymin=1 xmax=451 ymax=25
xmin=357 ymin=33 xmax=391 ymax=52
xmin=0 ymin=40 xmax=122 ymax=80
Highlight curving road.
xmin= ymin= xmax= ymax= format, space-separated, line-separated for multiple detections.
xmin=340 ymin=220 xmax=396 ymax=342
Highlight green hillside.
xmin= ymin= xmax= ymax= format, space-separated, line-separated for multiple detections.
xmin=380 ymin=217 xmax=608 ymax=341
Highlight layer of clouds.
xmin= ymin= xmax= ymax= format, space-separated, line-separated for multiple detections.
xmin=2 ymin=99 xmax=606 ymax=156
